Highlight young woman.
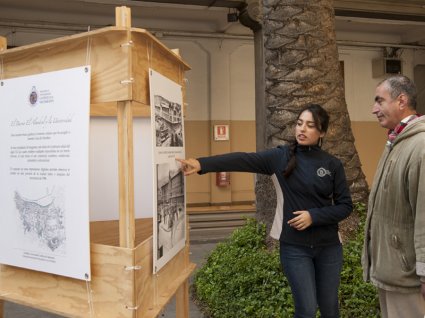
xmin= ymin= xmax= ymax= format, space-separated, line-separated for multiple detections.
xmin=177 ymin=104 xmax=352 ymax=318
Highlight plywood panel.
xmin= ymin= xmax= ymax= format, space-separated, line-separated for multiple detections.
xmin=154 ymin=247 xmax=195 ymax=318
xmin=89 ymin=244 xmax=135 ymax=317
xmin=0 ymin=27 xmax=132 ymax=104
xmin=134 ymin=237 xmax=154 ymax=316
xmin=131 ymin=35 xmax=150 ymax=107
xmin=176 ymin=279 xmax=189 ymax=318
xmin=90 ymin=218 xmax=153 ymax=247
xmin=131 ymin=33 xmax=189 ymax=107
xmin=134 ymin=239 xmax=196 ymax=318
xmin=89 ymin=31 xmax=131 ymax=103
xmin=90 ymin=101 xmax=150 ymax=117
xmin=0 ymin=28 xmax=190 ymax=115
xmin=0 ymin=244 xmax=134 ymax=318
xmin=0 ymin=36 xmax=6 ymax=51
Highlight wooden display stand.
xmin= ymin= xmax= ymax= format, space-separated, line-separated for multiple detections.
xmin=0 ymin=7 xmax=195 ymax=318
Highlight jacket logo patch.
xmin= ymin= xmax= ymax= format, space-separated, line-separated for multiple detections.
xmin=317 ymin=167 xmax=331 ymax=177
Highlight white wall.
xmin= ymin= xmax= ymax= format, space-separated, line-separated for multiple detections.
xmin=162 ymin=37 xmax=255 ymax=121
xmin=339 ymin=45 xmax=425 ymax=122
xmin=89 ymin=117 xmax=154 ymax=221
xmin=160 ymin=39 xmax=211 ymax=121
xmin=162 ymin=34 xmax=425 ymax=123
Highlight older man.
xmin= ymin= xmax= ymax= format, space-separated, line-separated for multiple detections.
xmin=362 ymin=75 xmax=425 ymax=318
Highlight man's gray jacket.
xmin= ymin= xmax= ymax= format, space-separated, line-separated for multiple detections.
xmin=362 ymin=116 xmax=425 ymax=292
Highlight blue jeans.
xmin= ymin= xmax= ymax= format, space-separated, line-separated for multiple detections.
xmin=280 ymin=242 xmax=343 ymax=318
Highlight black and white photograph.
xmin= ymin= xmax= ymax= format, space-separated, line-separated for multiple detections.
xmin=149 ymin=68 xmax=186 ymax=273
xmin=154 ymin=95 xmax=183 ymax=147
xmin=156 ymin=162 xmax=185 ymax=261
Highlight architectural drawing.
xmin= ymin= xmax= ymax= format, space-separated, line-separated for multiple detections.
xmin=14 ymin=189 xmax=66 ymax=252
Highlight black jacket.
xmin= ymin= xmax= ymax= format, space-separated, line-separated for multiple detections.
xmin=198 ymin=145 xmax=353 ymax=247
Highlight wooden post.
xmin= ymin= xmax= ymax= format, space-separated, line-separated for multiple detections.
xmin=0 ymin=299 xmax=4 ymax=318
xmin=116 ymin=6 xmax=135 ymax=249
xmin=117 ymin=101 xmax=135 ymax=248
xmin=0 ymin=36 xmax=6 ymax=51
xmin=175 ymin=279 xmax=189 ymax=318
xmin=175 ymin=220 xmax=191 ymax=318
xmin=116 ymin=6 xmax=132 ymax=28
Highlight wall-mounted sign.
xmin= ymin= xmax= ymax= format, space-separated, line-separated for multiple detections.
xmin=214 ymin=124 xmax=229 ymax=141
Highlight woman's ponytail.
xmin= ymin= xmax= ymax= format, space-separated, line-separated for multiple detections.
xmin=283 ymin=140 xmax=297 ymax=178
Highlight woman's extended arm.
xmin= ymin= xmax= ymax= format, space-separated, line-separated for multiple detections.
xmin=176 ymin=148 xmax=285 ymax=177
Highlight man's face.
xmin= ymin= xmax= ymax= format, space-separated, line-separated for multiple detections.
xmin=372 ymin=83 xmax=401 ymax=130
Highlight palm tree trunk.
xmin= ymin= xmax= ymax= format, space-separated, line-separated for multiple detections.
xmin=255 ymin=0 xmax=368 ymax=239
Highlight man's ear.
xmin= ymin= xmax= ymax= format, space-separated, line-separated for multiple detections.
xmin=398 ymin=93 xmax=409 ymax=110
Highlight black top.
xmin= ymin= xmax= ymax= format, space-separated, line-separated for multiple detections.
xmin=198 ymin=145 xmax=353 ymax=247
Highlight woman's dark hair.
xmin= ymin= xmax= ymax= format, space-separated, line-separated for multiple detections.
xmin=283 ymin=104 xmax=329 ymax=178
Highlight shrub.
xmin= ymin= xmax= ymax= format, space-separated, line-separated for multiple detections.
xmin=192 ymin=203 xmax=379 ymax=317
xmin=193 ymin=218 xmax=294 ymax=317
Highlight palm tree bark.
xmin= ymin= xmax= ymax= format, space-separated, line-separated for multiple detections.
xmin=255 ymin=0 xmax=369 ymax=240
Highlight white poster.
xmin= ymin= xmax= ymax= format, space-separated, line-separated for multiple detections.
xmin=0 ymin=66 xmax=91 ymax=281
xmin=149 ymin=69 xmax=186 ymax=273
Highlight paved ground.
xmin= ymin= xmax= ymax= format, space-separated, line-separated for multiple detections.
xmin=2 ymin=241 xmax=218 ymax=318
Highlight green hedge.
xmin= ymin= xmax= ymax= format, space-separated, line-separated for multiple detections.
xmin=193 ymin=203 xmax=380 ymax=318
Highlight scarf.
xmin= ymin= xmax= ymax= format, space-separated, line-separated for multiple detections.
xmin=387 ymin=114 xmax=421 ymax=144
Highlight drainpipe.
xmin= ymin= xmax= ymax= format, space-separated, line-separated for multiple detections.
xmin=237 ymin=1 xmax=265 ymax=151
xmin=238 ymin=1 xmax=278 ymax=233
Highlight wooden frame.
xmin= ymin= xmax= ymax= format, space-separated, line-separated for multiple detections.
xmin=0 ymin=6 xmax=195 ymax=318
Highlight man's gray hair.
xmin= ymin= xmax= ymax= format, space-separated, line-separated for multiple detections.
xmin=379 ymin=75 xmax=417 ymax=109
